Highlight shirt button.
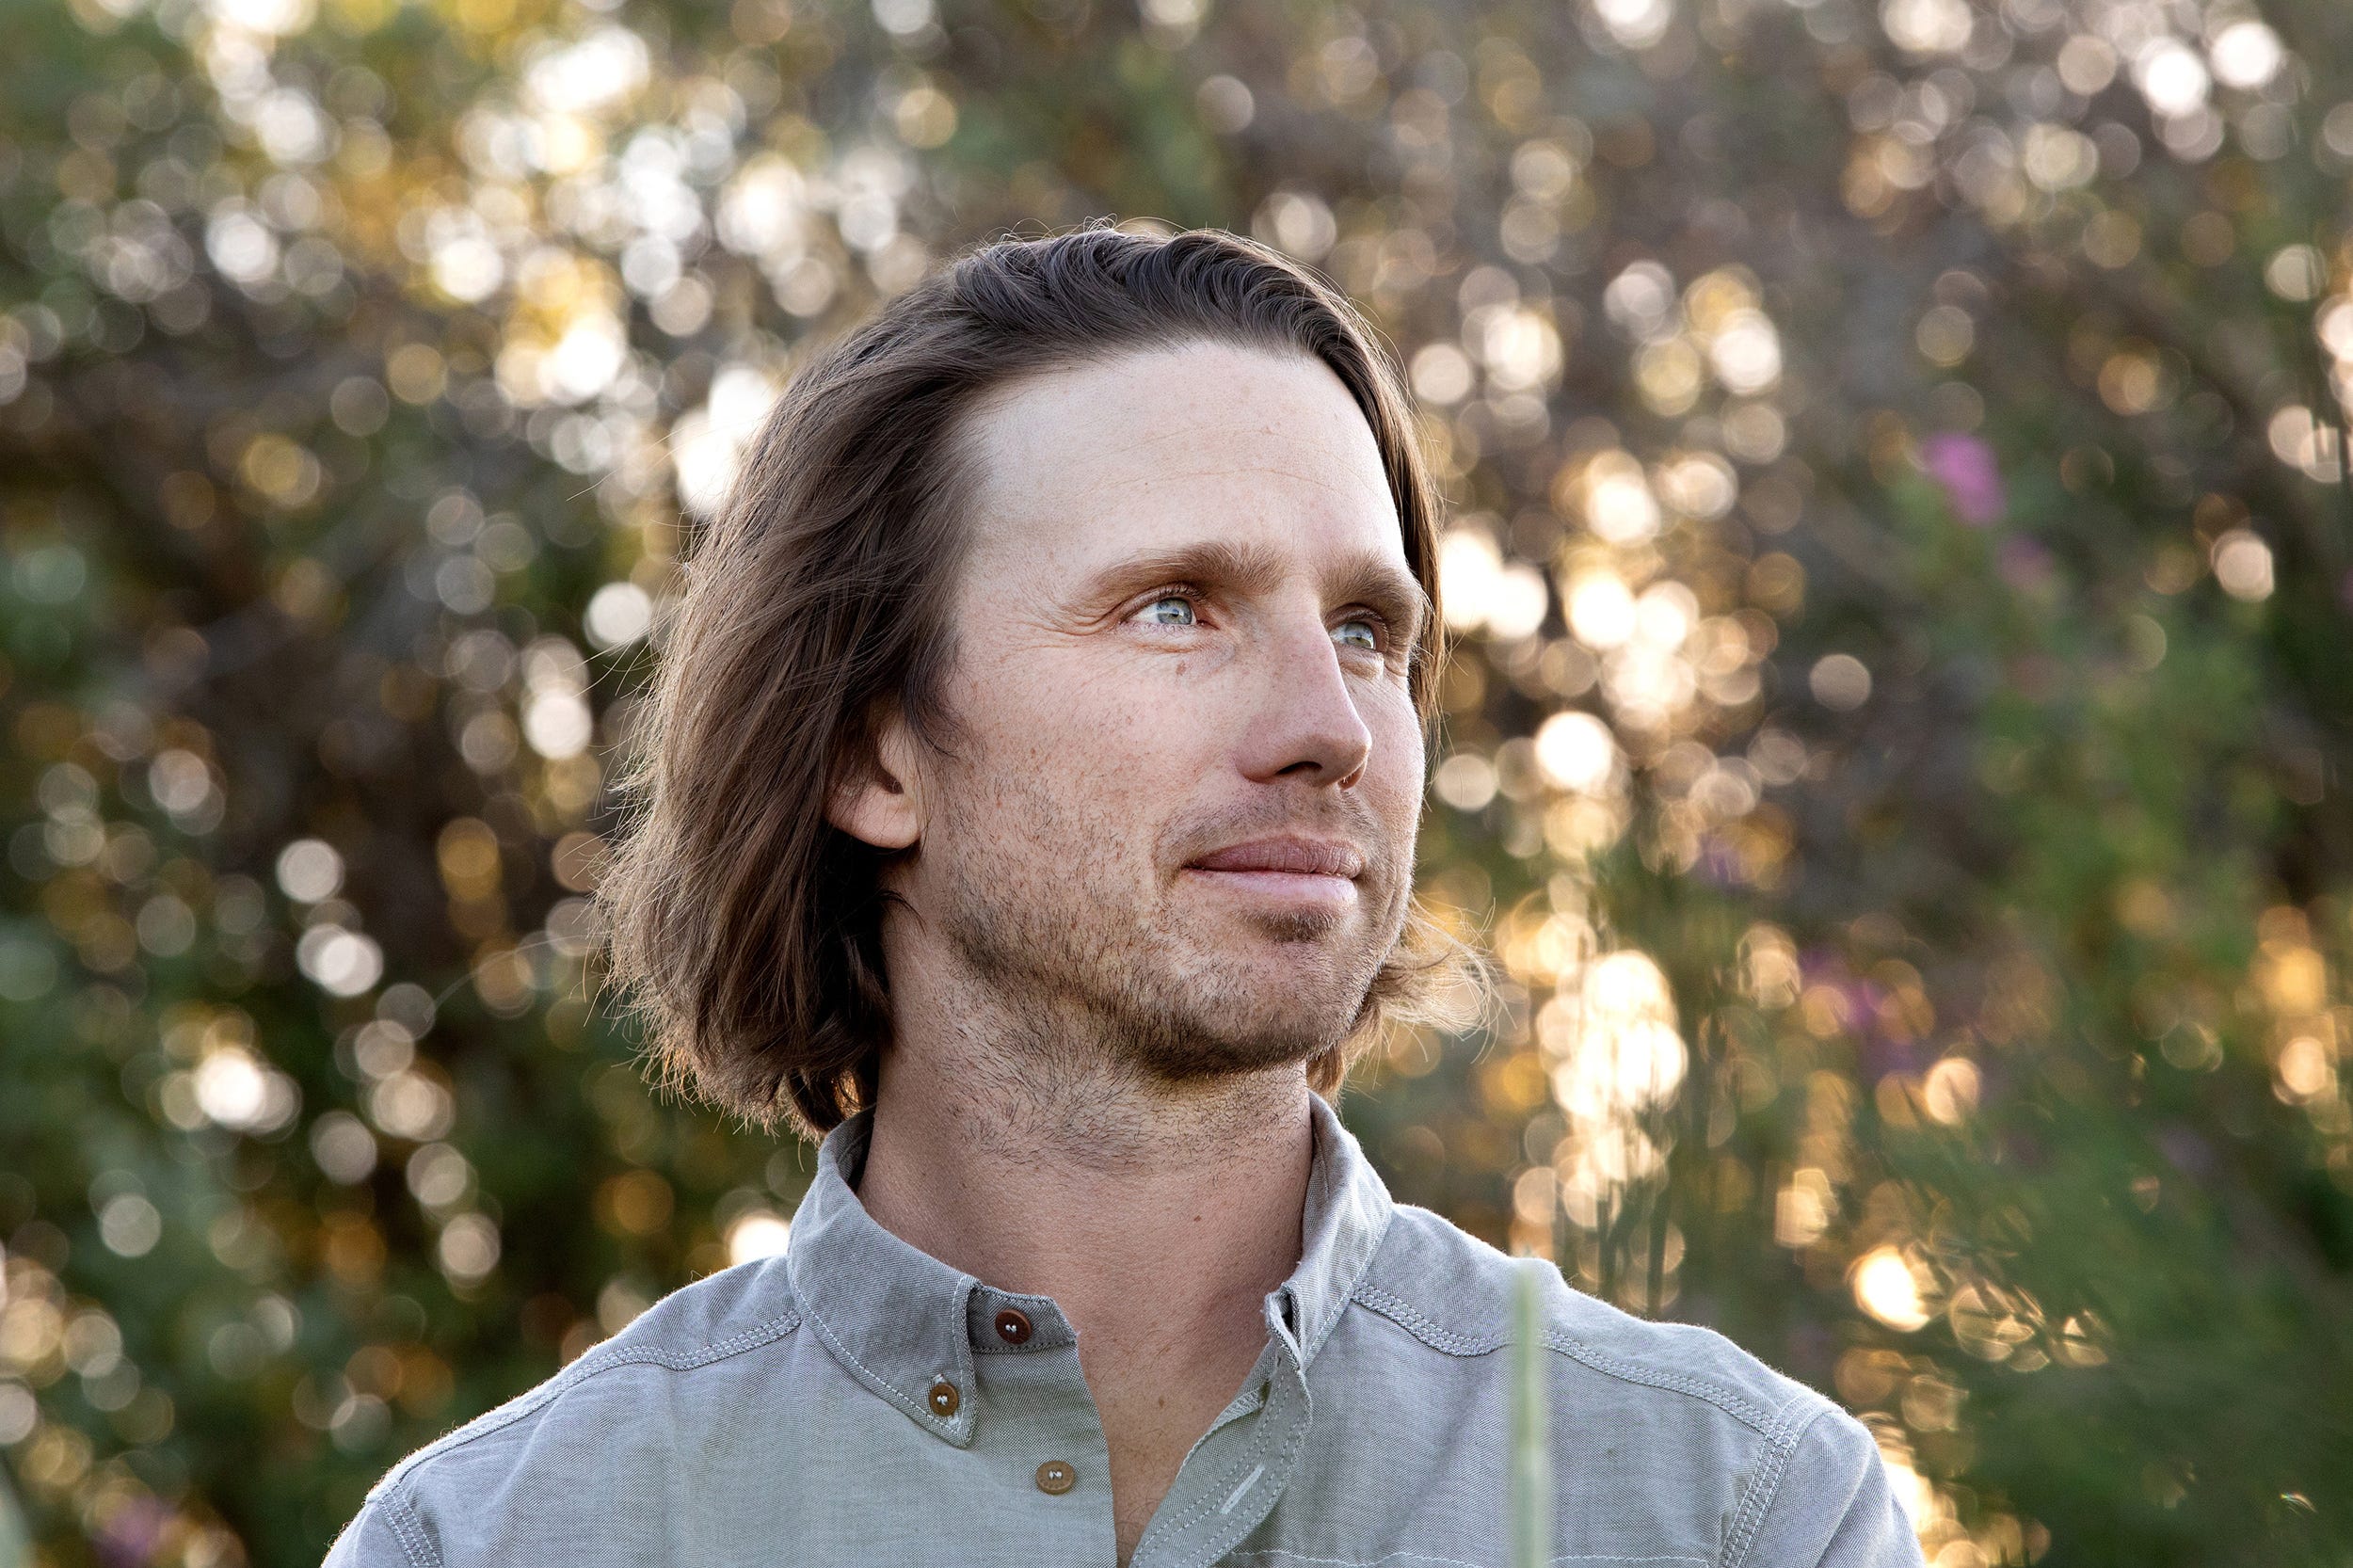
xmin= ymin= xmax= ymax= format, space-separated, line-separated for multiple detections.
xmin=993 ymin=1308 xmax=1033 ymax=1345
xmin=1035 ymin=1460 xmax=1076 ymax=1496
xmin=927 ymin=1380 xmax=960 ymax=1417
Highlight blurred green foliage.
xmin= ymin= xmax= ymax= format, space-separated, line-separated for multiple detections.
xmin=3 ymin=0 xmax=2352 ymax=1561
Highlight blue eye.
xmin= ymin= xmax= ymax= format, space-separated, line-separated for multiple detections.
xmin=1140 ymin=596 xmax=1196 ymax=626
xmin=1335 ymin=617 xmax=1380 ymax=651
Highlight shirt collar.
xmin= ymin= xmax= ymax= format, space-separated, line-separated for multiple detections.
xmin=784 ymin=1089 xmax=1395 ymax=1443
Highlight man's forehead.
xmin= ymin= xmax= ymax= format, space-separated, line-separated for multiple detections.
xmin=958 ymin=343 xmax=1399 ymax=554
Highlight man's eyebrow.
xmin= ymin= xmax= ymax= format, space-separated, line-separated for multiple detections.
xmin=1089 ymin=540 xmax=1290 ymax=601
xmin=1329 ymin=551 xmax=1433 ymax=644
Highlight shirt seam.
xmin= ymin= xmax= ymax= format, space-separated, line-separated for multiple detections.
xmin=1350 ymin=1278 xmax=1834 ymax=1568
xmin=1297 ymin=1188 xmax=1398 ymax=1366
xmin=1179 ymin=1368 xmax=1316 ymax=1568
xmin=803 ymin=1301 xmax=921 ymax=1408
xmin=1153 ymin=1364 xmax=1290 ymax=1551
xmin=379 ymin=1484 xmax=436 ymax=1568
xmin=1149 ymin=1317 xmax=1313 ymax=1568
xmin=802 ymin=1289 xmax=979 ymax=1441
xmin=370 ymin=1307 xmax=804 ymax=1503
xmin=1348 ymin=1283 xmax=1810 ymax=1440
xmin=1349 ymin=1282 xmax=1497 ymax=1354
xmin=1716 ymin=1400 xmax=1836 ymax=1568
xmin=1537 ymin=1330 xmax=1783 ymax=1438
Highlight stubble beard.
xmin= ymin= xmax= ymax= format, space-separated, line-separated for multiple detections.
xmin=929 ymin=768 xmax=1410 ymax=1093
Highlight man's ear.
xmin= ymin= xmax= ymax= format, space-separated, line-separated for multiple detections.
xmin=825 ymin=709 xmax=925 ymax=851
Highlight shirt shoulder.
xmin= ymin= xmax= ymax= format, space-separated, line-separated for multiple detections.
xmin=1345 ymin=1206 xmax=1917 ymax=1567
xmin=320 ymin=1256 xmax=804 ymax=1567
xmin=1351 ymin=1201 xmax=1839 ymax=1440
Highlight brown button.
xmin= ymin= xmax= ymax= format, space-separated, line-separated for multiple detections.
xmin=994 ymin=1308 xmax=1033 ymax=1345
xmin=1035 ymin=1459 xmax=1076 ymax=1495
xmin=926 ymin=1380 xmax=959 ymax=1417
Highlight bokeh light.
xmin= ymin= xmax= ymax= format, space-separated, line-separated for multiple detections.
xmin=4 ymin=0 xmax=2351 ymax=1558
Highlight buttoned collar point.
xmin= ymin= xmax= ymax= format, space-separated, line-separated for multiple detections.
xmin=781 ymin=1092 xmax=1395 ymax=1446
xmin=1277 ymin=1092 xmax=1398 ymax=1365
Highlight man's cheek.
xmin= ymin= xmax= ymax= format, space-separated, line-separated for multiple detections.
xmin=1070 ymin=702 xmax=1206 ymax=790
xmin=1007 ymin=721 xmax=1156 ymax=840
xmin=1370 ymin=750 xmax=1425 ymax=823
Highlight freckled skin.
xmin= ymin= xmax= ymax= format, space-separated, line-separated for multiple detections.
xmin=911 ymin=342 xmax=1426 ymax=1075
xmin=841 ymin=340 xmax=1430 ymax=1566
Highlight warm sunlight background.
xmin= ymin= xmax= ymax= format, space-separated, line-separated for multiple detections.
xmin=4 ymin=0 xmax=2351 ymax=1560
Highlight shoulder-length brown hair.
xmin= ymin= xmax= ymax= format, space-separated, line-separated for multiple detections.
xmin=596 ymin=220 xmax=1468 ymax=1137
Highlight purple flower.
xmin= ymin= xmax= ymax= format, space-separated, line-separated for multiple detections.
xmin=1921 ymin=433 xmax=2006 ymax=526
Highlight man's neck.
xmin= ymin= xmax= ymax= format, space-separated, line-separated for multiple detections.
xmin=854 ymin=994 xmax=1316 ymax=1564
xmin=857 ymin=1039 xmax=1314 ymax=1326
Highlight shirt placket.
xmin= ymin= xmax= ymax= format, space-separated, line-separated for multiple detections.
xmin=1128 ymin=1291 xmax=1314 ymax=1568
xmin=961 ymin=1285 xmax=1121 ymax=1565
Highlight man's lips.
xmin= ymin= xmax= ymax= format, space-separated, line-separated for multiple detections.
xmin=1187 ymin=837 xmax=1366 ymax=878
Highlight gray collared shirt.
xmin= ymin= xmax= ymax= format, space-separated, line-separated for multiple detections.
xmin=325 ymin=1096 xmax=1923 ymax=1568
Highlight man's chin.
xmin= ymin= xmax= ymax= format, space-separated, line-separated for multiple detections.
xmin=1130 ymin=948 xmax=1380 ymax=1064
xmin=1229 ymin=905 xmax=1355 ymax=945
xmin=1122 ymin=1011 xmax=1353 ymax=1083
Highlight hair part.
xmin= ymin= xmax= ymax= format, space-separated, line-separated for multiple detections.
xmin=595 ymin=220 xmax=1476 ymax=1138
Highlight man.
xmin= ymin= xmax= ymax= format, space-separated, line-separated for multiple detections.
xmin=326 ymin=224 xmax=1922 ymax=1568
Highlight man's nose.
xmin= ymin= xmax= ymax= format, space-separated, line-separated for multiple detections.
xmin=1234 ymin=614 xmax=1374 ymax=788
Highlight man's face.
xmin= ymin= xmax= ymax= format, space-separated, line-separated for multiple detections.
xmin=885 ymin=340 xmax=1429 ymax=1080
